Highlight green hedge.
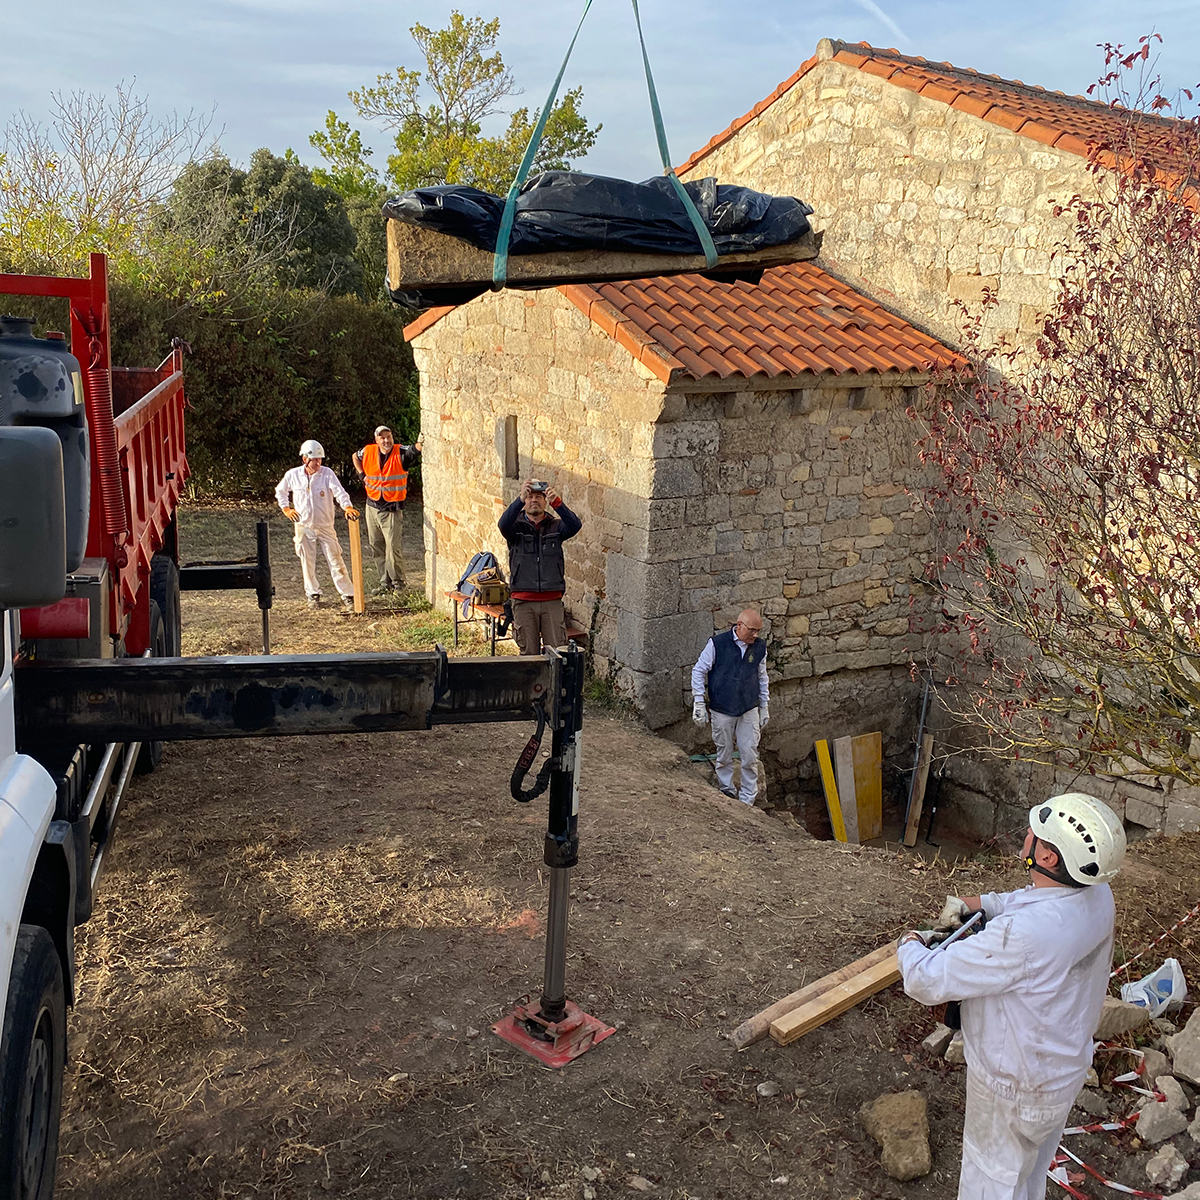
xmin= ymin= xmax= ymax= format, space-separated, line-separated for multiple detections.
xmin=109 ymin=282 xmax=419 ymax=495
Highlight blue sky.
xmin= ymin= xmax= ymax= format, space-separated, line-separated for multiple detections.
xmin=4 ymin=1 xmax=1198 ymax=186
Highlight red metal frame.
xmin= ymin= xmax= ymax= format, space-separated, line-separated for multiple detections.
xmin=1 ymin=254 xmax=190 ymax=653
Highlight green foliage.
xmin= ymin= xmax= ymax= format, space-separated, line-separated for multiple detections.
xmin=157 ymin=149 xmax=363 ymax=297
xmin=327 ymin=10 xmax=599 ymax=196
xmin=108 ymin=280 xmax=417 ymax=495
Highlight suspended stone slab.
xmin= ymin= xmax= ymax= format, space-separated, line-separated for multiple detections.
xmin=386 ymin=220 xmax=823 ymax=307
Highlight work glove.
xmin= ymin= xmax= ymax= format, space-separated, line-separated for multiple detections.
xmin=901 ymin=929 xmax=937 ymax=948
xmin=936 ymin=895 xmax=972 ymax=930
xmin=345 ymin=506 xmax=360 ymax=520
xmin=282 ymin=507 xmax=299 ymax=522
xmin=759 ymin=706 xmax=770 ymax=729
xmin=692 ymin=698 xmax=709 ymax=726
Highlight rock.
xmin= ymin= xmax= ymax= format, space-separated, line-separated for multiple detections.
xmin=756 ymin=1081 xmax=782 ymax=1098
xmin=1094 ymin=996 xmax=1153 ymax=1040
xmin=945 ymin=1033 xmax=966 ymax=1066
xmin=1146 ymin=1144 xmax=1189 ymax=1190
xmin=1159 ymin=1075 xmax=1190 ymax=1113
xmin=1188 ymin=1110 xmax=1200 ymax=1141
xmin=1137 ymin=1100 xmax=1189 ymax=1144
xmin=584 ymin=1189 xmax=596 ymax=1200
xmin=1168 ymin=1183 xmax=1200 ymax=1200
xmin=627 ymin=1175 xmax=655 ymax=1191
xmin=1168 ymin=1008 xmax=1200 ymax=1086
xmin=1153 ymin=1016 xmax=1179 ymax=1037
xmin=1072 ymin=1088 xmax=1109 ymax=1119
xmin=1085 ymin=1068 xmax=1100 ymax=1087
xmin=922 ymin=1024 xmax=954 ymax=1057
xmin=581 ymin=1167 xmax=601 ymax=1183
xmin=1142 ymin=1048 xmax=1172 ymax=1087
xmin=858 ymin=1091 xmax=932 ymax=1182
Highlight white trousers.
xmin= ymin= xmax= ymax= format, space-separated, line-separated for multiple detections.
xmin=711 ymin=708 xmax=761 ymax=803
xmin=294 ymin=524 xmax=353 ymax=599
xmin=958 ymin=1070 xmax=1077 ymax=1200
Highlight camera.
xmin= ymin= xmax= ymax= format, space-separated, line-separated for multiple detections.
xmin=528 ymin=480 xmax=549 ymax=493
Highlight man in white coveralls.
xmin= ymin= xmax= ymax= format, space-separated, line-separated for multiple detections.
xmin=897 ymin=792 xmax=1126 ymax=1199
xmin=275 ymin=439 xmax=359 ymax=611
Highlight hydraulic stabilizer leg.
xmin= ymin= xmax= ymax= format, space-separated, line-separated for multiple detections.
xmin=492 ymin=643 xmax=616 ymax=1067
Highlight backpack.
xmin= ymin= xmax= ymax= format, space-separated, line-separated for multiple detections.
xmin=466 ymin=566 xmax=510 ymax=607
xmin=457 ymin=551 xmax=503 ymax=615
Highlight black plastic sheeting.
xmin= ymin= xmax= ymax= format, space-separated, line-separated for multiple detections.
xmin=383 ymin=171 xmax=813 ymax=307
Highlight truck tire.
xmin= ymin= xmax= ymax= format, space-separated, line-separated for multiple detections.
xmin=135 ymin=600 xmax=166 ymax=774
xmin=149 ymin=553 xmax=181 ymax=657
xmin=0 ymin=926 xmax=66 ymax=1200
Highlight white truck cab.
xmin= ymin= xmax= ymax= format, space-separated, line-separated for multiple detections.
xmin=0 ymin=426 xmax=76 ymax=1200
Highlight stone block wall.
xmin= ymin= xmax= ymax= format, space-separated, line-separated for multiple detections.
xmin=594 ymin=376 xmax=937 ymax=794
xmin=410 ymin=289 xmax=666 ymax=623
xmin=680 ymin=45 xmax=1093 ymax=355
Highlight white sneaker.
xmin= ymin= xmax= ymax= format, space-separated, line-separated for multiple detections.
xmin=307 ymin=595 xmax=320 ymax=611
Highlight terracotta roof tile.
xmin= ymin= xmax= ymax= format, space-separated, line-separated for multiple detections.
xmin=559 ymin=261 xmax=961 ymax=382
xmin=676 ymin=38 xmax=1196 ymax=181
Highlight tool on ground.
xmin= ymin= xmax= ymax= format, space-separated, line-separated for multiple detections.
xmin=347 ymin=507 xmax=365 ymax=614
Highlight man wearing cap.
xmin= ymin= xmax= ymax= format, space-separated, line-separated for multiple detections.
xmin=276 ymin=440 xmax=359 ymax=611
xmin=497 ymin=479 xmax=583 ymax=655
xmin=353 ymin=426 xmax=422 ymax=593
xmin=898 ymin=793 xmax=1126 ymax=1199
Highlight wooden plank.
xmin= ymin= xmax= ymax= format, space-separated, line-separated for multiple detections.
xmin=387 ymin=220 xmax=821 ymax=295
xmin=347 ymin=513 xmax=365 ymax=614
xmin=815 ymin=739 xmax=848 ymax=843
xmin=730 ymin=941 xmax=899 ymax=1050
xmin=833 ymin=736 xmax=860 ymax=843
xmin=903 ymin=734 xmax=934 ymax=847
xmin=769 ymin=953 xmax=902 ymax=1046
xmin=852 ymin=731 xmax=883 ymax=842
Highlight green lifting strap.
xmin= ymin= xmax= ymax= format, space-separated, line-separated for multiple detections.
xmin=492 ymin=0 xmax=720 ymax=288
xmin=629 ymin=0 xmax=718 ymax=270
xmin=492 ymin=0 xmax=594 ymax=287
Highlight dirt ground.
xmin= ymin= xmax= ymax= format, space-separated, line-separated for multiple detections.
xmin=54 ymin=502 xmax=1200 ymax=1199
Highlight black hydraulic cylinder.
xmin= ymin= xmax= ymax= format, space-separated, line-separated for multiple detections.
xmin=536 ymin=644 xmax=584 ymax=1024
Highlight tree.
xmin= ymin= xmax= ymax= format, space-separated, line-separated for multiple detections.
xmin=157 ymin=149 xmax=363 ymax=300
xmin=309 ymin=112 xmax=389 ymax=300
xmin=0 ymin=83 xmax=215 ymax=273
xmin=914 ymin=38 xmax=1200 ymax=785
xmin=318 ymin=11 xmax=599 ymax=197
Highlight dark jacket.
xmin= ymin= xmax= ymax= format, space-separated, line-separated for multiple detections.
xmin=708 ymin=628 xmax=767 ymax=716
xmin=497 ymin=498 xmax=582 ymax=595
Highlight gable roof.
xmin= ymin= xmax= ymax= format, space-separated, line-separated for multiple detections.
xmin=679 ymin=37 xmax=1191 ymax=179
xmin=560 ymin=261 xmax=960 ymax=383
xmin=404 ymin=261 xmax=960 ymax=384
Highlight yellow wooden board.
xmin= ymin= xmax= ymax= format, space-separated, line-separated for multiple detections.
xmin=347 ymin=513 xmax=365 ymax=614
xmin=769 ymin=952 xmax=901 ymax=1045
xmin=814 ymin=739 xmax=848 ymax=843
xmin=852 ymin=731 xmax=883 ymax=842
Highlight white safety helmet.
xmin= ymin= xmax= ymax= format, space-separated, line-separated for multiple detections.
xmin=1028 ymin=792 xmax=1126 ymax=886
xmin=300 ymin=439 xmax=325 ymax=459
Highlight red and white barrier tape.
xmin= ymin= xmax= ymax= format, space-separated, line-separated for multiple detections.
xmin=1050 ymin=1146 xmax=1164 ymax=1199
xmin=1051 ymin=1049 xmax=1171 ymax=1198
xmin=1110 ymin=898 xmax=1200 ymax=979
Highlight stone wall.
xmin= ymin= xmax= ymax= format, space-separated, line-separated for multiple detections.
xmin=681 ymin=41 xmax=1093 ymax=354
xmin=595 ymin=376 xmax=937 ymax=795
xmin=410 ymin=288 xmax=666 ymax=625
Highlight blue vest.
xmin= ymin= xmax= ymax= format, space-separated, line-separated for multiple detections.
xmin=708 ymin=628 xmax=766 ymax=716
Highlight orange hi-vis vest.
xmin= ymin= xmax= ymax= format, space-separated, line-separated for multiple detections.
xmin=361 ymin=444 xmax=408 ymax=503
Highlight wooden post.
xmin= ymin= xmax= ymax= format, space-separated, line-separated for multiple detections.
xmin=903 ymin=734 xmax=934 ymax=847
xmin=833 ymin=736 xmax=860 ymax=843
xmin=348 ymin=513 xmax=365 ymax=614
xmin=851 ymin=731 xmax=883 ymax=842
